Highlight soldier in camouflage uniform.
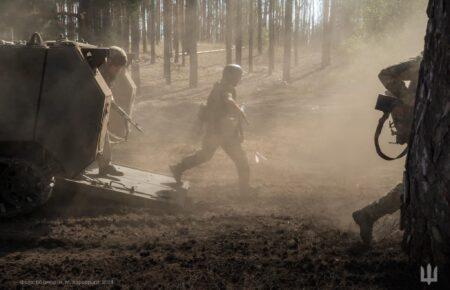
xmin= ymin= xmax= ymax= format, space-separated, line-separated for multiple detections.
xmin=97 ymin=46 xmax=128 ymax=176
xmin=353 ymin=55 xmax=422 ymax=245
xmin=170 ymin=64 xmax=253 ymax=194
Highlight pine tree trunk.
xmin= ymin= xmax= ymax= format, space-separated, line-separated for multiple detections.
xmin=180 ymin=0 xmax=186 ymax=66
xmin=321 ymin=0 xmax=331 ymax=67
xmin=156 ymin=0 xmax=161 ymax=43
xmin=294 ymin=0 xmax=300 ymax=65
xmin=123 ymin=6 xmax=131 ymax=52
xmin=67 ymin=0 xmax=76 ymax=40
xmin=403 ymin=0 xmax=450 ymax=284
xmin=149 ymin=0 xmax=157 ymax=63
xmin=79 ymin=0 xmax=92 ymax=42
xmin=225 ymin=0 xmax=233 ymax=64
xmin=283 ymin=0 xmax=292 ymax=82
xmin=201 ymin=0 xmax=207 ymax=40
xmin=186 ymin=0 xmax=198 ymax=87
xmin=235 ymin=0 xmax=243 ymax=65
xmin=248 ymin=0 xmax=254 ymax=73
xmin=131 ymin=6 xmax=141 ymax=58
xmin=142 ymin=0 xmax=148 ymax=53
xmin=173 ymin=0 xmax=180 ymax=63
xmin=257 ymin=0 xmax=263 ymax=55
xmin=263 ymin=0 xmax=268 ymax=28
xmin=207 ymin=0 xmax=213 ymax=41
xmin=163 ymin=0 xmax=172 ymax=84
xmin=268 ymin=0 xmax=275 ymax=75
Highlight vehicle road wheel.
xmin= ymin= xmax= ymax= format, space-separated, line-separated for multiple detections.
xmin=0 ymin=158 xmax=54 ymax=218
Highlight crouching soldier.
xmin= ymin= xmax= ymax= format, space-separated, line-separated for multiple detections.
xmin=170 ymin=64 xmax=254 ymax=195
xmin=352 ymin=54 xmax=422 ymax=245
xmin=97 ymin=46 xmax=128 ymax=176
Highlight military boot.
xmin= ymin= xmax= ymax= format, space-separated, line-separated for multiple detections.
xmin=99 ymin=164 xmax=124 ymax=176
xmin=170 ymin=165 xmax=183 ymax=184
xmin=352 ymin=209 xmax=375 ymax=245
xmin=353 ymin=183 xmax=403 ymax=245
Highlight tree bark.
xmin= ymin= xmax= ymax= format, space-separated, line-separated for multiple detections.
xmin=248 ymin=0 xmax=254 ymax=73
xmin=403 ymin=0 xmax=450 ymax=283
xmin=294 ymin=0 xmax=300 ymax=65
xmin=268 ymin=0 xmax=275 ymax=75
xmin=235 ymin=0 xmax=243 ymax=65
xmin=186 ymin=0 xmax=198 ymax=87
xmin=173 ymin=0 xmax=180 ymax=63
xmin=257 ymin=0 xmax=263 ymax=55
xmin=163 ymin=0 xmax=171 ymax=84
xmin=180 ymin=0 xmax=186 ymax=66
xmin=149 ymin=0 xmax=157 ymax=63
xmin=67 ymin=0 xmax=76 ymax=41
xmin=131 ymin=6 xmax=141 ymax=58
xmin=225 ymin=0 xmax=233 ymax=64
xmin=156 ymin=0 xmax=161 ymax=43
xmin=283 ymin=0 xmax=292 ymax=82
xmin=79 ymin=0 xmax=92 ymax=43
xmin=142 ymin=0 xmax=148 ymax=53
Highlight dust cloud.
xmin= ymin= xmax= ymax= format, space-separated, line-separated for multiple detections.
xmin=113 ymin=6 xmax=428 ymax=234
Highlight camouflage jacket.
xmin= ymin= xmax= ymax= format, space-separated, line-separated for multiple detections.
xmin=378 ymin=55 xmax=422 ymax=106
xmin=203 ymin=82 xmax=238 ymax=121
xmin=200 ymin=81 xmax=241 ymax=136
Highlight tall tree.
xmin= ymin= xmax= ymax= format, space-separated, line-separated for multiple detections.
xmin=180 ymin=0 xmax=186 ymax=66
xmin=121 ymin=2 xmax=130 ymax=51
xmin=283 ymin=0 xmax=292 ymax=82
xmin=79 ymin=0 xmax=93 ymax=42
xmin=268 ymin=0 xmax=275 ymax=75
xmin=149 ymin=0 xmax=157 ymax=63
xmin=225 ymin=0 xmax=233 ymax=64
xmin=186 ymin=0 xmax=198 ymax=87
xmin=235 ymin=0 xmax=243 ymax=65
xmin=173 ymin=0 xmax=180 ymax=63
xmin=257 ymin=0 xmax=263 ymax=54
xmin=403 ymin=0 xmax=450 ymax=284
xmin=248 ymin=0 xmax=255 ymax=72
xmin=130 ymin=5 xmax=141 ymax=58
xmin=294 ymin=0 xmax=300 ymax=65
xmin=156 ymin=0 xmax=161 ymax=43
xmin=67 ymin=0 xmax=76 ymax=40
xmin=142 ymin=0 xmax=148 ymax=53
xmin=163 ymin=0 xmax=172 ymax=84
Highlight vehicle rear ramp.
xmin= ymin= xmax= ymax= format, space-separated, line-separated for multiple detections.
xmin=55 ymin=165 xmax=189 ymax=210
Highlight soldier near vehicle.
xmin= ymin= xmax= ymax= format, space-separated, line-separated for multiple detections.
xmin=170 ymin=64 xmax=254 ymax=195
xmin=97 ymin=46 xmax=129 ymax=177
xmin=352 ymin=55 xmax=422 ymax=245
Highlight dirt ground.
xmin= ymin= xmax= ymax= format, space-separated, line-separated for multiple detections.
xmin=0 ymin=45 xmax=427 ymax=289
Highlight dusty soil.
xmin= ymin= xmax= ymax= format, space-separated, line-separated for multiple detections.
xmin=0 ymin=45 xmax=426 ymax=289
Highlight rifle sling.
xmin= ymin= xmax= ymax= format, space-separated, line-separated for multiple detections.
xmin=374 ymin=112 xmax=408 ymax=161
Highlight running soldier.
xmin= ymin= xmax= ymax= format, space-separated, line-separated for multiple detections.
xmin=170 ymin=64 xmax=253 ymax=194
xmin=353 ymin=55 xmax=422 ymax=245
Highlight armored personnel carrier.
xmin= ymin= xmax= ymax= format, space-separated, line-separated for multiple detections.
xmin=0 ymin=34 xmax=187 ymax=218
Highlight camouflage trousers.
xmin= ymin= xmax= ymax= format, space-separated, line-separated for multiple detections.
xmin=361 ymin=183 xmax=403 ymax=221
xmin=97 ymin=134 xmax=112 ymax=169
xmin=175 ymin=132 xmax=250 ymax=190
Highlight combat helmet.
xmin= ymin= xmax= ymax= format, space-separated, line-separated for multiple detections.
xmin=222 ymin=64 xmax=243 ymax=86
xmin=223 ymin=64 xmax=243 ymax=78
xmin=109 ymin=46 xmax=128 ymax=67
